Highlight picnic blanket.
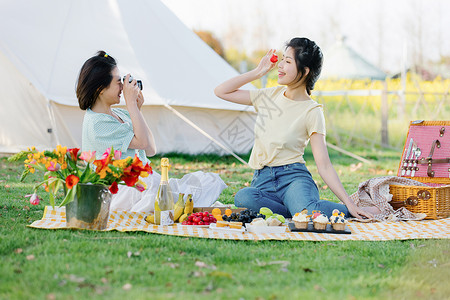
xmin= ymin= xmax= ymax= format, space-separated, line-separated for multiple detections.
xmin=28 ymin=206 xmax=450 ymax=241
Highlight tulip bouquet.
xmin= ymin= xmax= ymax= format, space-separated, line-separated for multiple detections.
xmin=11 ymin=145 xmax=152 ymax=207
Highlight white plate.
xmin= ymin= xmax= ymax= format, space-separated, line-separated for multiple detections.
xmin=245 ymin=223 xmax=288 ymax=234
xmin=209 ymin=223 xmax=245 ymax=234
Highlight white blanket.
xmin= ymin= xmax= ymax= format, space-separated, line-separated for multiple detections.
xmin=110 ymin=171 xmax=227 ymax=213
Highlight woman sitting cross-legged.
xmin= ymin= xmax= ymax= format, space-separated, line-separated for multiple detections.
xmin=214 ymin=38 xmax=380 ymax=219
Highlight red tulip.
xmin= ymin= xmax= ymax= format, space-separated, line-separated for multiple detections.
xmin=68 ymin=148 xmax=80 ymax=161
xmin=29 ymin=193 xmax=41 ymax=205
xmin=65 ymin=175 xmax=80 ymax=189
xmin=122 ymin=175 xmax=139 ymax=187
xmin=109 ymin=181 xmax=119 ymax=194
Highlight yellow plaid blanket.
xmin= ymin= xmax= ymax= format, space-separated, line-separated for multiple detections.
xmin=29 ymin=206 xmax=450 ymax=241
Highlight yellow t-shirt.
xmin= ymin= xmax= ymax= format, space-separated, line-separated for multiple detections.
xmin=248 ymin=86 xmax=326 ymax=169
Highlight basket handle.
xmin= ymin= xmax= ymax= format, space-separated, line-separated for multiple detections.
xmin=390 ymin=196 xmax=419 ymax=207
xmin=416 ymin=139 xmax=450 ymax=177
xmin=390 ymin=189 xmax=431 ymax=208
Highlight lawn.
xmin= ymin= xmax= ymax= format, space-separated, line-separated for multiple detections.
xmin=1 ymin=148 xmax=449 ymax=300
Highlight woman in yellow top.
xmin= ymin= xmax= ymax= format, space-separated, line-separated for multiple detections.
xmin=215 ymin=37 xmax=379 ymax=219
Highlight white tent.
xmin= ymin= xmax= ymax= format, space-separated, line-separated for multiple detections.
xmin=0 ymin=0 xmax=256 ymax=157
xmin=321 ymin=37 xmax=387 ymax=80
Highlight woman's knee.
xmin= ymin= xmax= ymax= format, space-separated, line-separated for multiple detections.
xmin=283 ymin=179 xmax=320 ymax=213
xmin=234 ymin=187 xmax=259 ymax=207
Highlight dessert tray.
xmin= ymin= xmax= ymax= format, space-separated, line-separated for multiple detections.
xmin=288 ymin=222 xmax=351 ymax=234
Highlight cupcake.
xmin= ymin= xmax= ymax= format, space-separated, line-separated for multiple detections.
xmin=312 ymin=211 xmax=328 ymax=230
xmin=292 ymin=209 xmax=310 ymax=229
xmin=329 ymin=209 xmax=347 ymax=231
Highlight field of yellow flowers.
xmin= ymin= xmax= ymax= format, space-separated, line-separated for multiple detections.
xmin=262 ymin=73 xmax=450 ymax=149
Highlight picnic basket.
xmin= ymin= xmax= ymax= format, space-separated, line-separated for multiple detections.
xmin=389 ymin=120 xmax=450 ymax=219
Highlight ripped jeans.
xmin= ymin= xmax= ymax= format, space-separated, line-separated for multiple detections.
xmin=234 ymin=163 xmax=349 ymax=218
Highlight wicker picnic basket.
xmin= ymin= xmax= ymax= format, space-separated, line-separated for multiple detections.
xmin=389 ymin=120 xmax=450 ymax=219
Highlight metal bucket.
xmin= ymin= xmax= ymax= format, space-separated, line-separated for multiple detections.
xmin=65 ymin=184 xmax=112 ymax=230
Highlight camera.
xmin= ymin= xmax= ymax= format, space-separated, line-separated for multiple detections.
xmin=123 ymin=75 xmax=143 ymax=90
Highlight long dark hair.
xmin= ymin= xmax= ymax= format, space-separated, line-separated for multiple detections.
xmin=285 ymin=38 xmax=323 ymax=95
xmin=76 ymin=51 xmax=117 ymax=110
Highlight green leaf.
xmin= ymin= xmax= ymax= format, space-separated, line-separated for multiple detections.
xmin=67 ymin=159 xmax=77 ymax=171
xmin=19 ymin=169 xmax=30 ymax=182
xmin=59 ymin=184 xmax=77 ymax=207
xmin=79 ymin=165 xmax=91 ymax=183
xmin=49 ymin=191 xmax=55 ymax=207
xmin=44 ymin=150 xmax=56 ymax=158
xmin=54 ymin=180 xmax=62 ymax=193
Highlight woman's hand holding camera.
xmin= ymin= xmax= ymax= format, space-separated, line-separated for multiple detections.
xmin=123 ymin=74 xmax=140 ymax=108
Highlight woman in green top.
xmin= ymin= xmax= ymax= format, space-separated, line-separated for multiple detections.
xmin=76 ymin=51 xmax=227 ymax=213
xmin=77 ymin=51 xmax=156 ymax=161
xmin=215 ymin=38 xmax=380 ymax=220
xmin=76 ymin=51 xmax=160 ymax=212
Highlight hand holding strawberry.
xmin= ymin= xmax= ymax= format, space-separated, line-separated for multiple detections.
xmin=254 ymin=49 xmax=277 ymax=78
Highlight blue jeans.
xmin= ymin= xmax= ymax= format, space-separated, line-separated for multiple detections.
xmin=234 ymin=163 xmax=349 ymax=218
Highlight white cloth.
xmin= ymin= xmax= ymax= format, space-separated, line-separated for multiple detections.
xmin=110 ymin=171 xmax=227 ymax=213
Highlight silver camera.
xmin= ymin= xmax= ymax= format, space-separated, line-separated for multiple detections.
xmin=123 ymin=75 xmax=143 ymax=90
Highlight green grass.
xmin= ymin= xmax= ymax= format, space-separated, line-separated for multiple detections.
xmin=1 ymin=148 xmax=449 ymax=300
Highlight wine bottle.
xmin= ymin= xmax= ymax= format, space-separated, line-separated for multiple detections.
xmin=154 ymin=157 xmax=174 ymax=225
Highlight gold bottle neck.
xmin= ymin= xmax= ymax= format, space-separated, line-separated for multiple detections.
xmin=160 ymin=158 xmax=170 ymax=182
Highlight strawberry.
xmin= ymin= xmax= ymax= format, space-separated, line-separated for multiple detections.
xmin=270 ymin=54 xmax=278 ymax=63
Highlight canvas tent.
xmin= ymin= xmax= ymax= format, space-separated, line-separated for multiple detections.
xmin=320 ymin=36 xmax=387 ymax=80
xmin=0 ymin=0 xmax=256 ymax=158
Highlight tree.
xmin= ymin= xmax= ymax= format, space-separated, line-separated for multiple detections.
xmin=194 ymin=30 xmax=225 ymax=58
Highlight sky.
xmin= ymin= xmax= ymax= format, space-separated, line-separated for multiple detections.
xmin=161 ymin=0 xmax=449 ymax=74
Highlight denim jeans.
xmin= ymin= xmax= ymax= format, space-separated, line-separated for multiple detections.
xmin=234 ymin=163 xmax=349 ymax=218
